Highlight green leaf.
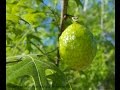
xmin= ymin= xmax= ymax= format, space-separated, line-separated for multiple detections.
xmin=26 ymin=36 xmax=32 ymax=52
xmin=36 ymin=0 xmax=43 ymax=5
xmin=46 ymin=74 xmax=68 ymax=90
xmin=26 ymin=34 xmax=42 ymax=52
xmin=7 ymin=83 xmax=28 ymax=90
xmin=7 ymin=59 xmax=67 ymax=90
xmin=75 ymin=0 xmax=83 ymax=8
xmin=6 ymin=14 xmax=20 ymax=23
xmin=22 ymin=13 xmax=45 ymax=27
xmin=27 ymin=34 xmax=41 ymax=42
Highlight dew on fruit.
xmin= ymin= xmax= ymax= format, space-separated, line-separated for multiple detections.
xmin=59 ymin=22 xmax=97 ymax=70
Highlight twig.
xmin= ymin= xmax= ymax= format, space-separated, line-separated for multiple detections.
xmin=45 ymin=47 xmax=58 ymax=55
xmin=30 ymin=41 xmax=45 ymax=54
xmin=56 ymin=0 xmax=69 ymax=67
xmin=42 ymin=2 xmax=60 ymax=29
xmin=6 ymin=48 xmax=58 ymax=64
xmin=6 ymin=58 xmax=22 ymax=64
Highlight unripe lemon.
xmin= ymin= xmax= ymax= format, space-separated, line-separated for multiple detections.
xmin=59 ymin=22 xmax=97 ymax=70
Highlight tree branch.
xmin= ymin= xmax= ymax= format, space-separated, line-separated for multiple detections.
xmin=56 ymin=0 xmax=69 ymax=67
xmin=60 ymin=0 xmax=69 ymax=35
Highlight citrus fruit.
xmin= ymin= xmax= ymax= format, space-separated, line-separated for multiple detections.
xmin=59 ymin=22 xmax=97 ymax=70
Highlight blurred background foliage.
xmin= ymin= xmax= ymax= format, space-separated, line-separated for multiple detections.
xmin=6 ymin=0 xmax=115 ymax=90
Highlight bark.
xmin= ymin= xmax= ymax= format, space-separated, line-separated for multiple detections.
xmin=56 ymin=0 xmax=69 ymax=66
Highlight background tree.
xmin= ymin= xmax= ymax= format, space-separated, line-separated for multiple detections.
xmin=6 ymin=0 xmax=115 ymax=90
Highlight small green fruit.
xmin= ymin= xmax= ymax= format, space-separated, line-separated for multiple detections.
xmin=59 ymin=22 xmax=97 ymax=70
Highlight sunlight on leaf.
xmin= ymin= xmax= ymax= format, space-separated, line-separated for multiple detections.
xmin=7 ymin=58 xmax=68 ymax=90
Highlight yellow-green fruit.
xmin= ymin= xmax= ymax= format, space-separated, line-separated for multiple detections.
xmin=59 ymin=22 xmax=97 ymax=70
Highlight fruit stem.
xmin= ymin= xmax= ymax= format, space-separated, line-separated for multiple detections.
xmin=56 ymin=0 xmax=68 ymax=67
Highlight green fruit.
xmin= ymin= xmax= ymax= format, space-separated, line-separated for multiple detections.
xmin=59 ymin=22 xmax=97 ymax=70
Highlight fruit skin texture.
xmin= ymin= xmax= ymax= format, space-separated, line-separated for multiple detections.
xmin=59 ymin=22 xmax=97 ymax=70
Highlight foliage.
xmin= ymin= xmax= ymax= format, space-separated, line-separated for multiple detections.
xmin=6 ymin=0 xmax=115 ymax=90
